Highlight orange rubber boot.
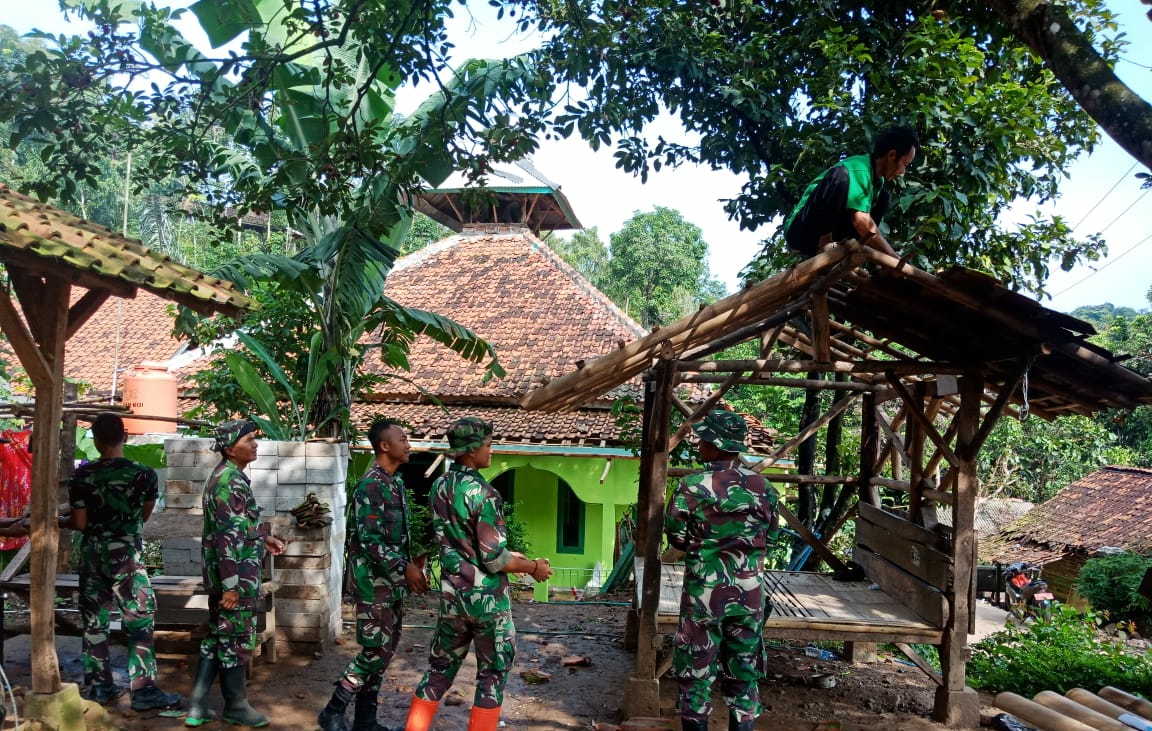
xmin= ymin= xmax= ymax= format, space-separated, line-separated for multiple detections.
xmin=468 ymin=705 xmax=502 ymax=731
xmin=404 ymin=695 xmax=439 ymax=731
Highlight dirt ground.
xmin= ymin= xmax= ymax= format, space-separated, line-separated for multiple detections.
xmin=0 ymin=594 xmax=1005 ymax=731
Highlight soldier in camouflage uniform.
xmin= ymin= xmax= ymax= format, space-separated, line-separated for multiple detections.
xmin=664 ymin=410 xmax=780 ymax=731
xmin=403 ymin=417 xmax=554 ymax=731
xmin=318 ymin=420 xmax=429 ymax=731
xmin=67 ymin=413 xmax=182 ymax=710
xmin=185 ymin=419 xmax=286 ymax=728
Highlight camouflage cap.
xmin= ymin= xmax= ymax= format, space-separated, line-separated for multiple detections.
xmin=691 ymin=409 xmax=748 ymax=453
xmin=212 ymin=418 xmax=257 ymax=453
xmin=445 ymin=416 xmax=494 ymax=457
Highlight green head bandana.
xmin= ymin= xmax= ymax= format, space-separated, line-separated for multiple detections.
xmin=692 ymin=409 xmax=748 ymax=453
xmin=445 ymin=416 xmax=494 ymax=457
xmin=213 ymin=418 xmax=257 ymax=453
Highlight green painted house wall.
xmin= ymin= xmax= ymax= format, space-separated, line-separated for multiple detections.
xmin=482 ymin=453 xmax=638 ymax=589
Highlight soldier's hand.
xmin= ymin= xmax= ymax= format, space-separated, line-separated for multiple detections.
xmin=221 ymin=590 xmax=240 ymax=610
xmin=264 ymin=536 xmax=286 ymax=556
xmin=531 ymin=557 xmax=553 ymax=582
xmin=660 ymin=547 xmax=687 ymax=564
xmin=405 ymin=562 xmax=429 ymax=594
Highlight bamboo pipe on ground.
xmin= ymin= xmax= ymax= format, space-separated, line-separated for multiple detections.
xmin=1033 ymin=691 xmax=1133 ymax=731
xmin=1099 ymin=687 xmax=1152 ymax=721
xmin=995 ymin=692 xmax=1099 ymax=731
xmin=1065 ymin=689 xmax=1132 ymax=721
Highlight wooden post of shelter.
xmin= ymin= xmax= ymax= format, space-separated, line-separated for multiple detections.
xmin=625 ymin=356 xmax=676 ymax=719
xmin=932 ymin=373 xmax=981 ymax=726
xmin=0 ymin=183 xmax=254 ymax=723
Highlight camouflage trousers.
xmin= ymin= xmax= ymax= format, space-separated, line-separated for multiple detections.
xmin=199 ymin=593 xmax=257 ymax=669
xmin=415 ymin=611 xmax=515 ymax=708
xmin=78 ymin=537 xmax=158 ymax=691
xmin=673 ymin=607 xmax=766 ymax=723
xmin=335 ymin=599 xmax=405 ymax=694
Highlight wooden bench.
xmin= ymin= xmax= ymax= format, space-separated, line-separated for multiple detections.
xmin=0 ymin=572 xmax=279 ymax=665
xmin=637 ymin=502 xmax=951 ymax=679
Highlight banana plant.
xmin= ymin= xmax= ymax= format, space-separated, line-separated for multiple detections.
xmin=35 ymin=0 xmax=548 ymax=439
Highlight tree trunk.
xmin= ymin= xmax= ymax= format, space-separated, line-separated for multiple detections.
xmin=990 ymin=0 xmax=1152 ymax=171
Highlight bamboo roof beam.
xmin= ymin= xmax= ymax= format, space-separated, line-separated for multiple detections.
xmin=522 ymin=242 xmax=868 ymax=412
xmin=677 ymin=374 xmax=890 ymax=393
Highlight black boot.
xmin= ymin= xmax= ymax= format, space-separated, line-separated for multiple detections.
xmin=184 ymin=657 xmax=219 ymax=727
xmin=728 ymin=713 xmax=754 ymax=731
xmin=350 ymin=675 xmax=390 ymax=731
xmin=131 ymin=683 xmax=183 ymax=711
xmin=318 ymin=683 xmax=355 ymax=731
xmin=681 ymin=718 xmax=709 ymax=731
xmin=219 ymin=665 xmax=269 ymax=727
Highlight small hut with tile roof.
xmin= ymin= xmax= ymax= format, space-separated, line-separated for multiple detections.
xmin=983 ymin=465 xmax=1152 ymax=602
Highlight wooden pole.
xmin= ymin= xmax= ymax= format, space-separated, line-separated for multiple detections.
xmin=634 ymin=358 xmax=675 ymax=695
xmin=57 ymin=382 xmax=78 ymax=572
xmin=29 ymin=275 xmax=69 ymax=694
xmin=1066 ymin=689 xmax=1138 ymax=721
xmin=933 ymin=373 xmax=981 ymax=727
xmin=859 ymin=393 xmax=881 ymax=506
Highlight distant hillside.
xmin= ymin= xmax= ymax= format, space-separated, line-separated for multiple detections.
xmin=1070 ymin=302 xmax=1145 ymax=328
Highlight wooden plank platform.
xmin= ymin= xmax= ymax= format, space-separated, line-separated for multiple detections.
xmin=0 ymin=573 xmax=278 ymax=598
xmin=637 ymin=560 xmax=944 ymax=645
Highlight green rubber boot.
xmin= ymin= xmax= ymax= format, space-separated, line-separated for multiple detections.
xmin=219 ymin=665 xmax=269 ymax=727
xmin=184 ymin=657 xmax=219 ymax=727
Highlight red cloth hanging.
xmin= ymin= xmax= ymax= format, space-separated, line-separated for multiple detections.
xmin=0 ymin=429 xmax=32 ymax=551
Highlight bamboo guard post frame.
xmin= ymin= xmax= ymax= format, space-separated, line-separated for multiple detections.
xmin=517 ymin=237 xmax=1152 ymax=728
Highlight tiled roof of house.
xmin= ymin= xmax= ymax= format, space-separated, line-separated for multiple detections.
xmin=937 ymin=498 xmax=1035 ymax=539
xmin=984 ymin=465 xmax=1152 ymax=564
xmin=64 ymin=289 xmax=188 ymax=392
xmin=0 ymin=184 xmax=252 ymax=317
xmin=351 ymin=402 xmax=628 ymax=448
xmin=366 ymin=227 xmax=647 ymax=405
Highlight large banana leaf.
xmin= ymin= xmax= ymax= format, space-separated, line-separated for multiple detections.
xmin=223 ymin=351 xmax=292 ymax=440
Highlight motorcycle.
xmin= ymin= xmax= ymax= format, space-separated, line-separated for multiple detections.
xmin=1001 ymin=562 xmax=1055 ymax=624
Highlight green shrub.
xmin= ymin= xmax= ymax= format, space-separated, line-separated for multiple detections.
xmin=968 ymin=607 xmax=1152 ymax=697
xmin=1077 ymin=552 xmax=1152 ymax=628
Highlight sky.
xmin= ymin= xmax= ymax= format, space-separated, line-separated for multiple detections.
xmin=2 ymin=0 xmax=1150 ymax=314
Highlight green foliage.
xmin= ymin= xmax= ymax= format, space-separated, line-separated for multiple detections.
xmin=518 ymin=0 xmax=1114 ymax=295
xmin=601 ymin=207 xmax=723 ymax=329
xmin=1078 ymin=552 xmax=1152 ymax=628
xmin=550 ymin=227 xmax=611 ymax=284
xmin=1071 ymin=303 xmax=1144 ymax=329
xmin=503 ymin=504 xmax=531 ymax=555
xmin=979 ymin=414 xmax=1135 ymax=501
xmin=968 ymin=607 xmax=1152 ymax=697
xmin=2 ymin=1 xmax=534 ymax=441
xmin=401 ymin=213 xmax=453 ymax=256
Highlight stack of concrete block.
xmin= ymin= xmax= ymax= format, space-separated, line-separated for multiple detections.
xmin=160 ymin=437 xmax=348 ymax=655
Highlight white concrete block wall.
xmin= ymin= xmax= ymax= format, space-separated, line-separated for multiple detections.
xmin=159 ymin=436 xmax=349 ymax=652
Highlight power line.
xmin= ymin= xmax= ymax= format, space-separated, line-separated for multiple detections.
xmin=1072 ymin=162 xmax=1137 ymax=231
xmin=1052 ymin=229 xmax=1152 ymax=297
xmin=1094 ymin=186 xmax=1151 ymax=236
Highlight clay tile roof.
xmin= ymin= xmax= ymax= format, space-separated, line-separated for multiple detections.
xmin=64 ymin=289 xmax=189 ymax=392
xmin=367 ymin=227 xmax=646 ymax=405
xmin=937 ymin=497 xmax=1036 ymax=539
xmin=351 ymin=402 xmax=629 ymax=447
xmin=989 ymin=466 xmax=1152 ymax=561
xmin=0 ymin=184 xmax=253 ymax=317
